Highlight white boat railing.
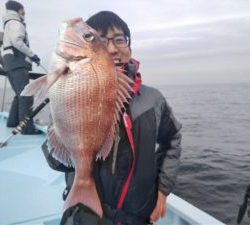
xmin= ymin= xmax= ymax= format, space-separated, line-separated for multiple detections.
xmin=164 ymin=194 xmax=225 ymax=225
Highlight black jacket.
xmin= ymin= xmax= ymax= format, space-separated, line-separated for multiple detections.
xmin=41 ymin=61 xmax=182 ymax=224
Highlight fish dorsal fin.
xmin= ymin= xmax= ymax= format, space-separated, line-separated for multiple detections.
xmin=47 ymin=124 xmax=74 ymax=168
xmin=115 ymin=70 xmax=133 ymax=116
xmin=96 ymin=71 xmax=133 ymax=160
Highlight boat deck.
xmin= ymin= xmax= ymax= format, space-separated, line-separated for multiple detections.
xmin=0 ymin=112 xmax=225 ymax=225
xmin=0 ymin=113 xmax=64 ymax=225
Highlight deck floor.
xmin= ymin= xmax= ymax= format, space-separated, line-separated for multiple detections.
xmin=0 ymin=116 xmax=64 ymax=225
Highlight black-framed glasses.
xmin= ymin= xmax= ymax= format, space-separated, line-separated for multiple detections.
xmin=100 ymin=34 xmax=129 ymax=48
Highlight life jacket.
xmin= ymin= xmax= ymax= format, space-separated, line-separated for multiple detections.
xmin=2 ymin=18 xmax=31 ymax=71
xmin=3 ymin=19 xmax=29 ymax=55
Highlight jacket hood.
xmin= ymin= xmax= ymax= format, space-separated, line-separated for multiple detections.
xmin=130 ymin=58 xmax=140 ymax=74
xmin=2 ymin=10 xmax=22 ymax=25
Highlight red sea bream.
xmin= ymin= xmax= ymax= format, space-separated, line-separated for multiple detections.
xmin=21 ymin=18 xmax=132 ymax=217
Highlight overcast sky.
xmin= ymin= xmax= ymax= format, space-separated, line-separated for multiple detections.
xmin=1 ymin=0 xmax=250 ymax=85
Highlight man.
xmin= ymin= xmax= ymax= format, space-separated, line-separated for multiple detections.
xmin=42 ymin=11 xmax=182 ymax=225
xmin=2 ymin=0 xmax=41 ymax=134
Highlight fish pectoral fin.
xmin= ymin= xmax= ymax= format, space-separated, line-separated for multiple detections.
xmin=21 ymin=65 xmax=69 ymax=107
xmin=20 ymin=75 xmax=48 ymax=108
xmin=47 ymin=124 xmax=74 ymax=168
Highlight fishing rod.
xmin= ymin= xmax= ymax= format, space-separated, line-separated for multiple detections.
xmin=0 ymin=63 xmax=49 ymax=148
xmin=0 ymin=98 xmax=50 ymax=148
xmin=237 ymin=184 xmax=250 ymax=224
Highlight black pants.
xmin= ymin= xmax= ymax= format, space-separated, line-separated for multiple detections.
xmin=7 ymin=68 xmax=36 ymax=134
xmin=60 ymin=203 xmax=114 ymax=225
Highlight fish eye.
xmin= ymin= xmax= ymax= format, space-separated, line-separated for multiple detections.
xmin=83 ymin=33 xmax=95 ymax=42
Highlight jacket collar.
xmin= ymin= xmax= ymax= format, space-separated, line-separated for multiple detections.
xmin=117 ymin=58 xmax=142 ymax=96
xmin=128 ymin=58 xmax=141 ymax=96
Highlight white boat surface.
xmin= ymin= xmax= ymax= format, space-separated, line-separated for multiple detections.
xmin=0 ymin=112 xmax=226 ymax=225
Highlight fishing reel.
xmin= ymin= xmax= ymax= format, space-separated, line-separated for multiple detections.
xmin=237 ymin=184 xmax=250 ymax=224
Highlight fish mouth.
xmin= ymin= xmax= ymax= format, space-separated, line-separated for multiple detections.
xmin=60 ymin=39 xmax=82 ymax=48
xmin=56 ymin=40 xmax=90 ymax=63
xmin=113 ymin=58 xmax=121 ymax=64
xmin=56 ymin=50 xmax=89 ymax=63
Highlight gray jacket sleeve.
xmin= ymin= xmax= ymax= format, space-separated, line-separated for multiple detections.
xmin=156 ymin=99 xmax=182 ymax=196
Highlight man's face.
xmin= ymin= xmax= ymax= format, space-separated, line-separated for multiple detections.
xmin=18 ymin=8 xmax=25 ymax=18
xmin=98 ymin=27 xmax=131 ymax=64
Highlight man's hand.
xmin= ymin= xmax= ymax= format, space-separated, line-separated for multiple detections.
xmin=30 ymin=54 xmax=40 ymax=66
xmin=149 ymin=191 xmax=167 ymax=222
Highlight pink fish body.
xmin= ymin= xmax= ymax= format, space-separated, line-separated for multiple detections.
xmin=21 ymin=18 xmax=132 ymax=217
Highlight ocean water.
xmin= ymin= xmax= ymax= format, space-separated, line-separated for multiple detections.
xmin=0 ymin=82 xmax=250 ymax=224
xmin=157 ymin=83 xmax=250 ymax=225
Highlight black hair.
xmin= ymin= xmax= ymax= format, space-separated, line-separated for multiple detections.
xmin=86 ymin=11 xmax=131 ymax=46
xmin=5 ymin=0 xmax=24 ymax=12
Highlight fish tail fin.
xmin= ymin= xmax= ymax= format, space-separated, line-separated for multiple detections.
xmin=64 ymin=177 xmax=103 ymax=218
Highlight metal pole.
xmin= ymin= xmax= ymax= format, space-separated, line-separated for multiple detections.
xmin=0 ymin=76 xmax=7 ymax=112
xmin=237 ymin=184 xmax=250 ymax=224
xmin=39 ymin=63 xmax=48 ymax=74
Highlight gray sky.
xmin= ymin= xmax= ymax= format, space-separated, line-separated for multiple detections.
xmin=1 ymin=0 xmax=250 ymax=85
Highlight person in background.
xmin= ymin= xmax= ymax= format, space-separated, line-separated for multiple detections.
xmin=0 ymin=31 xmax=4 ymax=73
xmin=42 ymin=11 xmax=182 ymax=225
xmin=1 ymin=0 xmax=41 ymax=134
